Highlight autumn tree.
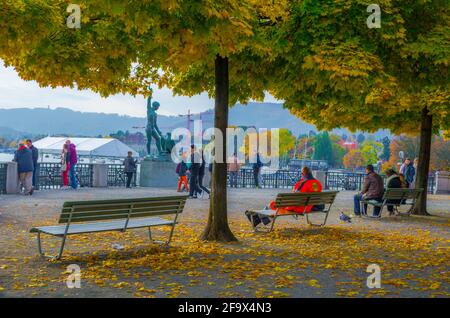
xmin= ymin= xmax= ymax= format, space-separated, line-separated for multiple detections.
xmin=430 ymin=137 xmax=450 ymax=171
xmin=266 ymin=0 xmax=449 ymax=215
xmin=0 ymin=0 xmax=290 ymax=241
xmin=313 ymin=131 xmax=333 ymax=162
xmin=360 ymin=141 xmax=383 ymax=166
xmin=380 ymin=136 xmax=391 ymax=162
xmin=343 ymin=149 xmax=365 ymax=171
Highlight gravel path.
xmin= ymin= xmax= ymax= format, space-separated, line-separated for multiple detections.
xmin=0 ymin=187 xmax=448 ymax=298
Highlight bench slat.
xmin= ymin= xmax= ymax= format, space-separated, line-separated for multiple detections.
xmin=31 ymin=217 xmax=174 ymax=236
xmin=274 ymin=191 xmax=338 ymax=208
xmin=58 ymin=196 xmax=187 ymax=223
xmin=59 ymin=208 xmax=182 ymax=223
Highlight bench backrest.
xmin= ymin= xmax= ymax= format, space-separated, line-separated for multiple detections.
xmin=58 ymin=195 xmax=188 ymax=224
xmin=383 ymin=188 xmax=423 ymax=201
xmin=274 ymin=191 xmax=339 ymax=208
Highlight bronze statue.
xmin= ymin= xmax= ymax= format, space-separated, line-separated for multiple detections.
xmin=145 ymin=89 xmax=175 ymax=157
xmin=146 ymin=91 xmax=162 ymax=156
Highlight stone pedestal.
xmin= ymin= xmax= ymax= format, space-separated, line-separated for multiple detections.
xmin=434 ymin=171 xmax=450 ymax=194
xmin=313 ymin=170 xmax=327 ymax=188
xmin=92 ymin=164 xmax=108 ymax=187
xmin=6 ymin=162 xmax=19 ymax=194
xmin=140 ymin=159 xmax=178 ymax=187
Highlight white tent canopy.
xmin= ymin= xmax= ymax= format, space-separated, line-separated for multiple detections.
xmin=33 ymin=137 xmax=138 ymax=158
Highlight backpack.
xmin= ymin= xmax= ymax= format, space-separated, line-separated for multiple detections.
xmin=176 ymin=162 xmax=181 ymax=174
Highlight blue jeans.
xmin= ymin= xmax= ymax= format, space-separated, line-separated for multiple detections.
xmin=32 ymin=165 xmax=37 ymax=187
xmin=69 ymin=164 xmax=77 ymax=189
xmin=354 ymin=193 xmax=381 ymax=216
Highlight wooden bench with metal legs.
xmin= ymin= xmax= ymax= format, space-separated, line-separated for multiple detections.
xmin=30 ymin=195 xmax=188 ymax=260
xmin=245 ymin=191 xmax=339 ymax=233
xmin=361 ymin=188 xmax=423 ymax=218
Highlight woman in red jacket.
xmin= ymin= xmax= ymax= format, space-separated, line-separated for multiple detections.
xmin=269 ymin=166 xmax=323 ymax=214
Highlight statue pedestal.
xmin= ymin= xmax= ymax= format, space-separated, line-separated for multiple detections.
xmin=140 ymin=159 xmax=178 ymax=188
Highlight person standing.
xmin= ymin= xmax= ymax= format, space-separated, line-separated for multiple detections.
xmin=188 ymin=145 xmax=201 ymax=199
xmin=66 ymin=140 xmax=78 ymax=189
xmin=228 ymin=153 xmax=240 ymax=188
xmin=26 ymin=139 xmax=39 ymax=189
xmin=198 ymin=150 xmax=210 ymax=198
xmin=353 ymin=164 xmax=384 ymax=217
xmin=176 ymin=158 xmax=189 ymax=192
xmin=60 ymin=144 xmax=71 ymax=189
xmin=252 ymin=152 xmax=263 ymax=188
xmin=123 ymin=151 xmax=138 ymax=188
xmin=13 ymin=142 xmax=34 ymax=195
xmin=403 ymin=158 xmax=415 ymax=188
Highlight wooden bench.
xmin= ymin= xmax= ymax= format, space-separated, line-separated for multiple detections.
xmin=361 ymin=188 xmax=423 ymax=218
xmin=30 ymin=195 xmax=188 ymax=260
xmin=245 ymin=191 xmax=339 ymax=232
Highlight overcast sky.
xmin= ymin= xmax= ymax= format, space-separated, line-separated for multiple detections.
xmin=0 ymin=63 xmax=279 ymax=117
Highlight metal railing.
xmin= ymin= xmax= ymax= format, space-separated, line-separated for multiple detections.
xmin=324 ymin=171 xmax=435 ymax=194
xmin=107 ymin=164 xmax=136 ymax=187
xmin=227 ymin=168 xmax=301 ymax=188
xmin=36 ymin=163 xmax=93 ymax=189
xmin=0 ymin=163 xmax=7 ymax=194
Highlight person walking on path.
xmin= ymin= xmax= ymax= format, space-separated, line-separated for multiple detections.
xmin=353 ymin=164 xmax=384 ymax=217
xmin=403 ymin=158 xmax=415 ymax=188
xmin=176 ymin=158 xmax=189 ymax=192
xmin=66 ymin=140 xmax=78 ymax=189
xmin=252 ymin=152 xmax=263 ymax=188
xmin=228 ymin=153 xmax=240 ymax=188
xmin=198 ymin=150 xmax=210 ymax=198
xmin=188 ymin=145 xmax=201 ymax=199
xmin=13 ymin=142 xmax=34 ymax=195
xmin=60 ymin=143 xmax=71 ymax=189
xmin=26 ymin=139 xmax=39 ymax=189
xmin=123 ymin=151 xmax=138 ymax=188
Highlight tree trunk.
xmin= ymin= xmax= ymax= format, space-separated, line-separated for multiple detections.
xmin=201 ymin=55 xmax=237 ymax=242
xmin=412 ymin=107 xmax=432 ymax=215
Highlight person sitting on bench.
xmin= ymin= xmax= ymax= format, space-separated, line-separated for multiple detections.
xmin=385 ymin=168 xmax=404 ymax=214
xmin=246 ymin=166 xmax=323 ymax=227
xmin=353 ymin=164 xmax=384 ymax=217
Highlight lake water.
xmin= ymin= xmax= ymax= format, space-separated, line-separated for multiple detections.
xmin=0 ymin=153 xmax=13 ymax=162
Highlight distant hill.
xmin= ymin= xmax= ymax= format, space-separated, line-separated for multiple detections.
xmin=0 ymin=126 xmax=30 ymax=139
xmin=0 ymin=103 xmax=391 ymax=138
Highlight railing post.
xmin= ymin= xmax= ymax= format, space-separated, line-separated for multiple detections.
xmin=434 ymin=171 xmax=449 ymax=194
xmin=6 ymin=162 xmax=19 ymax=194
xmin=92 ymin=164 xmax=108 ymax=187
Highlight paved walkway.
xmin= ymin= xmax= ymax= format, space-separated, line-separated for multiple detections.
xmin=0 ymin=187 xmax=449 ymax=298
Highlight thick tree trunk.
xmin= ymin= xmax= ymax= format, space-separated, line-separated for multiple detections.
xmin=201 ymin=55 xmax=237 ymax=242
xmin=412 ymin=107 xmax=432 ymax=216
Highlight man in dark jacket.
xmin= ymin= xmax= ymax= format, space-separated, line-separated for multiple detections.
xmin=123 ymin=151 xmax=138 ymax=188
xmin=188 ymin=145 xmax=201 ymax=198
xmin=13 ymin=142 xmax=34 ymax=195
xmin=252 ymin=152 xmax=263 ymax=188
xmin=403 ymin=158 xmax=415 ymax=188
xmin=353 ymin=164 xmax=384 ymax=216
xmin=198 ymin=150 xmax=210 ymax=198
xmin=26 ymin=139 xmax=39 ymax=188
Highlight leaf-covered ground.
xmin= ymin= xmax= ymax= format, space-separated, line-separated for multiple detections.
xmin=0 ymin=188 xmax=448 ymax=298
